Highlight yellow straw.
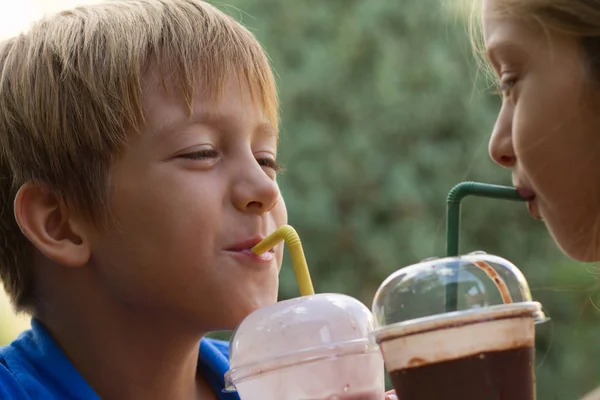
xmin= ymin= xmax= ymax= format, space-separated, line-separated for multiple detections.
xmin=252 ymin=225 xmax=315 ymax=296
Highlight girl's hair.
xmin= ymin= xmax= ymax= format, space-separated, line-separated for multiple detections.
xmin=469 ymin=0 xmax=600 ymax=80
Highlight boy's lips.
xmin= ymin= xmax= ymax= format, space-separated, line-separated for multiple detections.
xmin=225 ymin=237 xmax=272 ymax=252
xmin=225 ymin=237 xmax=275 ymax=263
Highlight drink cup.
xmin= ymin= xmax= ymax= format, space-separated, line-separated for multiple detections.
xmin=225 ymin=293 xmax=386 ymax=400
xmin=379 ymin=303 xmax=538 ymax=399
xmin=371 ymin=253 xmax=547 ymax=400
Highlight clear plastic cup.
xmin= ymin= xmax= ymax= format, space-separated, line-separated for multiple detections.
xmin=371 ymin=253 xmax=548 ymax=400
xmin=225 ymin=293 xmax=385 ymax=400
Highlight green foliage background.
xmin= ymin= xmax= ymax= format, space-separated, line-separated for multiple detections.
xmin=2 ymin=1 xmax=600 ymax=398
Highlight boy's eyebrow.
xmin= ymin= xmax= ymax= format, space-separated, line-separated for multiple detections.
xmin=255 ymin=121 xmax=278 ymax=139
xmin=153 ymin=111 xmax=277 ymax=139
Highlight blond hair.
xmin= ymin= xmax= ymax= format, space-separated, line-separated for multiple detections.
xmin=0 ymin=0 xmax=278 ymax=311
xmin=469 ymin=0 xmax=600 ymax=79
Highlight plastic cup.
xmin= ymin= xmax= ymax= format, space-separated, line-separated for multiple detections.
xmin=371 ymin=253 xmax=548 ymax=400
xmin=225 ymin=293 xmax=386 ymax=400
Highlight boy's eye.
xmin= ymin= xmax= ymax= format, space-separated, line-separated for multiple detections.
xmin=176 ymin=150 xmax=282 ymax=174
xmin=178 ymin=149 xmax=220 ymax=160
xmin=257 ymin=157 xmax=283 ymax=174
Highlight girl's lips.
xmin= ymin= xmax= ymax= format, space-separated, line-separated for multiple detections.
xmin=527 ymin=200 xmax=542 ymax=220
xmin=516 ymin=187 xmax=536 ymax=201
xmin=516 ymin=187 xmax=542 ymax=220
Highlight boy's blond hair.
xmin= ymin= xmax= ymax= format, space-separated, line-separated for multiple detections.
xmin=0 ymin=0 xmax=278 ymax=311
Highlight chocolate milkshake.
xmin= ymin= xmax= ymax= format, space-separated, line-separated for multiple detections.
xmin=377 ymin=304 xmax=537 ymax=400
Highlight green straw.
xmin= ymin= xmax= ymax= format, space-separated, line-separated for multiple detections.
xmin=444 ymin=181 xmax=527 ymax=311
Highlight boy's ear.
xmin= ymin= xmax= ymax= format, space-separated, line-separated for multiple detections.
xmin=14 ymin=182 xmax=91 ymax=268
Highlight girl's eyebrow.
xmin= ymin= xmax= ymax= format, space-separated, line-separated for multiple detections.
xmin=486 ymin=39 xmax=525 ymax=72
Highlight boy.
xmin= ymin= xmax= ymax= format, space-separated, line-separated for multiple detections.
xmin=0 ymin=0 xmax=287 ymax=398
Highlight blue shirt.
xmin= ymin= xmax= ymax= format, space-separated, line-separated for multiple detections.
xmin=0 ymin=319 xmax=239 ymax=399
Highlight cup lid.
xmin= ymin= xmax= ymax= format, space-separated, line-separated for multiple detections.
xmin=225 ymin=293 xmax=379 ymax=390
xmin=371 ymin=253 xmax=548 ymax=333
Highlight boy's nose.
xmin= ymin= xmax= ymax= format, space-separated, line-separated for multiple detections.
xmin=232 ymin=163 xmax=280 ymax=215
xmin=488 ymin=106 xmax=516 ymax=168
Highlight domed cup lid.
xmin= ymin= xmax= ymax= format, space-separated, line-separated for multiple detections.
xmin=225 ymin=293 xmax=379 ymax=390
xmin=371 ymin=253 xmax=547 ymax=337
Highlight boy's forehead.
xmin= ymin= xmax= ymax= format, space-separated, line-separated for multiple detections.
xmin=140 ymin=71 xmax=277 ymax=139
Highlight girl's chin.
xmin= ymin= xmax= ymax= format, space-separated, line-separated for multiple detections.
xmin=550 ymin=229 xmax=600 ymax=263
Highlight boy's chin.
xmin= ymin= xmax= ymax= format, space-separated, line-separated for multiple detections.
xmin=221 ymin=293 xmax=279 ymax=329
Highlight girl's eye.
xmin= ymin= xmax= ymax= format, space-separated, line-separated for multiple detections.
xmin=178 ymin=149 xmax=220 ymax=160
xmin=492 ymin=74 xmax=518 ymax=98
xmin=257 ymin=157 xmax=283 ymax=174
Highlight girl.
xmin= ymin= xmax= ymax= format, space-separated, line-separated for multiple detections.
xmin=474 ymin=0 xmax=600 ymax=398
